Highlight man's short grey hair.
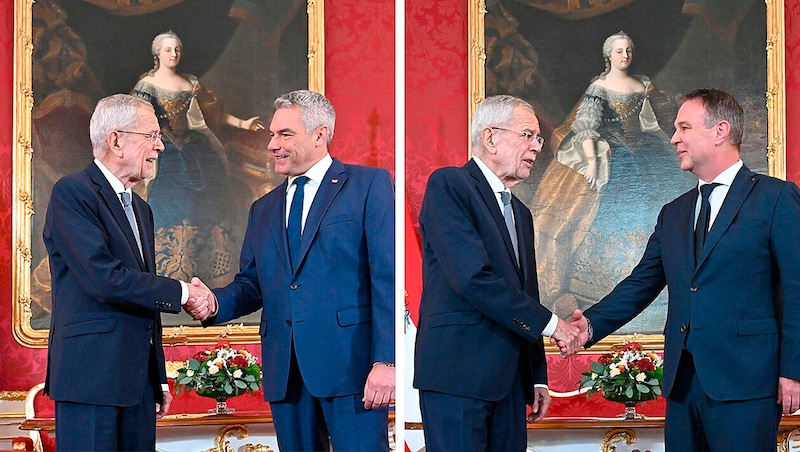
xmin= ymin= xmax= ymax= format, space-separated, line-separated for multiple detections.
xmin=679 ymin=88 xmax=745 ymax=146
xmin=471 ymin=95 xmax=536 ymax=152
xmin=274 ymin=90 xmax=336 ymax=145
xmin=90 ymin=94 xmax=154 ymax=157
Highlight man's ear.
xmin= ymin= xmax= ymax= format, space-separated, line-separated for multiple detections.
xmin=713 ymin=120 xmax=731 ymax=146
xmin=314 ymin=125 xmax=329 ymax=147
xmin=107 ymin=131 xmax=123 ymax=156
xmin=481 ymin=127 xmax=495 ymax=149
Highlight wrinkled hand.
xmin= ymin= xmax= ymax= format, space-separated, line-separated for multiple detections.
xmin=362 ymin=363 xmax=395 ymax=410
xmin=156 ymin=390 xmax=172 ymax=419
xmin=778 ymin=377 xmax=800 ymax=415
xmin=549 ymin=318 xmax=581 ymax=358
xmin=527 ymin=387 xmax=551 ymax=423
xmin=184 ymin=277 xmax=216 ymax=321
xmin=569 ymin=309 xmax=590 ymax=348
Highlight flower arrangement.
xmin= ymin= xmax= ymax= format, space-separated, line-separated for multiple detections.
xmin=175 ymin=342 xmax=262 ymax=399
xmin=579 ymin=341 xmax=664 ymax=403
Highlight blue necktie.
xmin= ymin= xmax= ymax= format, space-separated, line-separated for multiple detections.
xmin=287 ymin=176 xmax=309 ymax=270
xmin=694 ymin=182 xmax=720 ymax=264
xmin=500 ymin=191 xmax=519 ymax=266
xmin=120 ymin=191 xmax=143 ymax=261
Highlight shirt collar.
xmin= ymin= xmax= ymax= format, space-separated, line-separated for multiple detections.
xmin=472 ymin=156 xmax=506 ymax=194
xmin=94 ymin=159 xmax=128 ymax=195
xmin=287 ymin=153 xmax=333 ymax=190
xmin=698 ymin=159 xmax=743 ymax=188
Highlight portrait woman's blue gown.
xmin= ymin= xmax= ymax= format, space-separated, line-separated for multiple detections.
xmin=533 ymin=76 xmax=694 ymax=330
xmin=133 ymin=75 xmax=245 ymax=286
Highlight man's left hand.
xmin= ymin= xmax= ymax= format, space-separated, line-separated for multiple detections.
xmin=527 ymin=387 xmax=551 ymax=423
xmin=156 ymin=390 xmax=173 ymax=419
xmin=778 ymin=376 xmax=800 ymax=414
xmin=362 ymin=363 xmax=395 ymax=410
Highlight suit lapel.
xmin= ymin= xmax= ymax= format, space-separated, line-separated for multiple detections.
xmin=511 ymin=196 xmax=528 ymax=280
xmin=272 ymin=178 xmax=293 ymax=273
xmin=88 ymin=164 xmax=146 ymax=271
xmin=293 ymin=159 xmax=347 ymax=274
xmin=696 ymin=166 xmax=756 ymax=268
xmin=131 ymin=194 xmax=154 ymax=272
xmin=465 ymin=160 xmax=520 ymax=275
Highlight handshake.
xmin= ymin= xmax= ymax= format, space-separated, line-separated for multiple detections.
xmin=182 ymin=277 xmax=218 ymax=321
xmin=549 ymin=309 xmax=590 ymax=358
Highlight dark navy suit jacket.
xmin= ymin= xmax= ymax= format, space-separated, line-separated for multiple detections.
xmin=209 ymin=158 xmax=395 ymax=401
xmin=585 ymin=166 xmax=800 ymax=401
xmin=413 ymin=159 xmax=551 ymax=404
xmin=43 ymin=162 xmax=182 ymax=406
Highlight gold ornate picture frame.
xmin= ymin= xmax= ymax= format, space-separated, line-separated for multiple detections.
xmin=469 ymin=0 xmax=785 ymax=351
xmin=13 ymin=0 xmax=325 ymax=347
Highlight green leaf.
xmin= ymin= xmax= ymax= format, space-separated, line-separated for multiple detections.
xmin=177 ymin=376 xmax=194 ymax=385
xmin=234 ymin=380 xmax=247 ymax=389
xmin=636 ymin=384 xmax=650 ymax=393
xmin=591 ymin=362 xmax=606 ymax=374
xmin=625 ymin=387 xmax=634 ymax=398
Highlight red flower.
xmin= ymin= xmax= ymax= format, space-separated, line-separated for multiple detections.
xmin=229 ymin=356 xmax=249 ymax=368
xmin=634 ymin=358 xmax=654 ymax=372
xmin=623 ymin=342 xmax=642 ymax=352
xmin=598 ymin=353 xmax=613 ymax=365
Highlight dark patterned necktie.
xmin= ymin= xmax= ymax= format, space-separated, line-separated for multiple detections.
xmin=694 ymin=183 xmax=720 ymax=264
xmin=287 ymin=176 xmax=309 ymax=270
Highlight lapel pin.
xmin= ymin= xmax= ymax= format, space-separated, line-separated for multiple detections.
xmin=331 ymin=178 xmax=339 ymax=184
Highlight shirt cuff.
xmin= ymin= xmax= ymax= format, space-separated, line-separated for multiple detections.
xmin=541 ymin=313 xmax=558 ymax=337
xmin=533 ymin=384 xmax=549 ymax=390
xmin=161 ymin=384 xmax=170 ymax=393
xmin=179 ymin=280 xmax=188 ymax=306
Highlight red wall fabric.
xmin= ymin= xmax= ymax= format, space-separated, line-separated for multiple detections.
xmin=786 ymin=1 xmax=800 ymax=182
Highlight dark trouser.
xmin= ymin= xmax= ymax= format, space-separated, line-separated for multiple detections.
xmin=665 ymin=351 xmax=781 ymax=452
xmin=270 ymin=348 xmax=389 ymax=452
xmin=55 ymin=386 xmax=156 ymax=452
xmin=419 ymin=372 xmax=527 ymax=452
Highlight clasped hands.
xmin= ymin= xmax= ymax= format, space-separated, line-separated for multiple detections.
xmin=183 ymin=277 xmax=217 ymax=321
xmin=549 ymin=309 xmax=590 ymax=358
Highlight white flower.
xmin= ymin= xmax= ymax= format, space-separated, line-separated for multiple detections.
xmin=636 ymin=372 xmax=646 ymax=382
xmin=208 ymin=364 xmax=220 ymax=375
xmin=609 ymin=367 xmax=621 ymax=377
xmin=233 ymin=369 xmax=243 ymax=379
xmin=186 ymin=369 xmax=195 ymax=377
xmin=591 ymin=373 xmax=598 ymax=380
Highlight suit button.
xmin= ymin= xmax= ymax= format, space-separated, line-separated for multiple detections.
xmin=690 ymin=286 xmax=698 ymax=292
xmin=146 ymin=325 xmax=154 ymax=333
xmin=290 ymin=284 xmax=298 ymax=290
xmin=285 ymin=320 xmax=292 ymax=326
xmin=680 ymin=324 xmax=687 ymax=333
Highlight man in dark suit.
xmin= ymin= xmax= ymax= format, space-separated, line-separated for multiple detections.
xmin=413 ymin=95 xmax=582 ymax=451
xmin=191 ymin=90 xmax=395 ymax=451
xmin=571 ymin=89 xmax=800 ymax=451
xmin=43 ymin=94 xmax=212 ymax=451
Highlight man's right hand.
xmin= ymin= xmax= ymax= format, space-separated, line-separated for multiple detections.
xmin=569 ymin=309 xmax=590 ymax=346
xmin=549 ymin=318 xmax=581 ymax=357
xmin=184 ymin=277 xmax=217 ymax=321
